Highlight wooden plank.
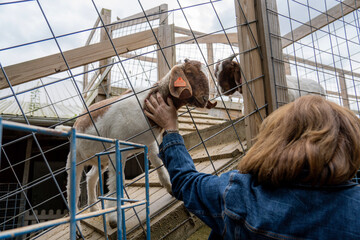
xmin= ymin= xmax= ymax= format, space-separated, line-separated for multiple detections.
xmin=178 ymin=117 xmax=225 ymax=125
xmin=339 ymin=72 xmax=350 ymax=109
xmin=111 ymin=4 xmax=164 ymax=31
xmin=18 ymin=138 xmax=32 ymax=228
xmin=120 ymin=53 xmax=157 ymax=63
xmin=95 ymin=8 xmax=112 ymax=102
xmin=83 ymin=14 xmax=101 ymax=89
xmin=256 ymin=0 xmax=288 ymax=110
xmin=179 ymin=123 xmax=214 ymax=132
xmin=157 ymin=5 xmax=175 ymax=81
xmin=174 ymin=26 xmax=205 ymax=36
xmin=235 ymin=0 xmax=267 ymax=147
xmin=282 ymin=0 xmax=360 ymax=48
xmin=284 ymin=53 xmax=360 ymax=79
xmin=85 ymin=17 xmax=101 ymax=46
xmin=175 ymin=33 xmax=238 ymax=44
xmin=0 ymin=28 xmax=158 ymax=90
xmin=326 ymin=90 xmax=360 ymax=101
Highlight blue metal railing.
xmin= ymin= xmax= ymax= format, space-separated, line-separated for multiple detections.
xmin=0 ymin=118 xmax=151 ymax=240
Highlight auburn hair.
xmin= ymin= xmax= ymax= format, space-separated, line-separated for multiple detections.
xmin=238 ymin=95 xmax=360 ymax=186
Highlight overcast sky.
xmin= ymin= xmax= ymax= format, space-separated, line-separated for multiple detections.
xmin=0 ymin=0 xmax=238 ymax=67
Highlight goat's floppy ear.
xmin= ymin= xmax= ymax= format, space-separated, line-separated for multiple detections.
xmin=168 ymin=66 xmax=193 ymax=99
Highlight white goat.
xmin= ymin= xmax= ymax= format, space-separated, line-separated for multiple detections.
xmin=58 ymin=59 xmax=216 ymax=228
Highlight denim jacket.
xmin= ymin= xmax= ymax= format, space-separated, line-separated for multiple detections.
xmin=158 ymin=133 xmax=360 ymax=240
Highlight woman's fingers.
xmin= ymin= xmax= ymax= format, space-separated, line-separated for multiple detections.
xmin=148 ymin=94 xmax=159 ymax=108
xmin=145 ymin=98 xmax=156 ymax=113
xmin=144 ymin=110 xmax=155 ymax=121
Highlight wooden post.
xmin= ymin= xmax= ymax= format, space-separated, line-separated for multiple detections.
xmin=234 ymin=0 xmax=287 ymax=147
xmin=339 ymin=72 xmax=350 ymax=109
xmin=284 ymin=55 xmax=291 ymax=75
xmin=95 ymin=8 xmax=112 ymax=102
xmin=157 ymin=4 xmax=175 ymax=81
xmin=255 ymin=0 xmax=288 ymax=109
xmin=17 ymin=138 xmax=32 ymax=231
xmin=207 ymin=43 xmax=216 ymax=98
xmin=235 ymin=0 xmax=266 ymax=147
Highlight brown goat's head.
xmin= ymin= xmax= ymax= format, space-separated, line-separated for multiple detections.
xmin=214 ymin=54 xmax=242 ymax=95
xmin=168 ymin=59 xmax=217 ymax=109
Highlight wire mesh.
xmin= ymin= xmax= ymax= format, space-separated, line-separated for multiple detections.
xmin=0 ymin=0 xmax=359 ymax=239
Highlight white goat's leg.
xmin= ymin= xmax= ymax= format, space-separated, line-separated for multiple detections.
xmin=86 ymin=164 xmax=107 ymax=212
xmin=66 ymin=153 xmax=83 ymax=213
xmin=106 ymin=152 xmax=128 ymax=229
xmin=148 ymin=142 xmax=172 ymax=194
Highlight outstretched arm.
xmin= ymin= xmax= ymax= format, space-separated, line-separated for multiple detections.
xmin=144 ymin=93 xmax=230 ymax=235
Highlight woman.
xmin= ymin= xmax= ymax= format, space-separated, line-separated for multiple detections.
xmin=144 ymin=94 xmax=360 ymax=239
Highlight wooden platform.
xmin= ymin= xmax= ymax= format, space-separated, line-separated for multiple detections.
xmin=34 ymin=108 xmax=245 ymax=240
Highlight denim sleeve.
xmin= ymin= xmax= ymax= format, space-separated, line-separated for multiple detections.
xmin=158 ymin=133 xmax=232 ymax=235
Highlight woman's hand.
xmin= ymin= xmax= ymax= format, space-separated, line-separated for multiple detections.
xmin=144 ymin=92 xmax=178 ymax=131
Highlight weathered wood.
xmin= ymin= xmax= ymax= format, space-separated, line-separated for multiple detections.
xmin=95 ymin=9 xmax=112 ymax=102
xmin=284 ymin=53 xmax=360 ymax=79
xmin=175 ymin=33 xmax=238 ymax=44
xmin=339 ymin=72 xmax=350 ymax=109
xmin=0 ymin=29 xmax=158 ymax=90
xmin=256 ymin=0 xmax=288 ymax=110
xmin=84 ymin=62 xmax=114 ymax=106
xmin=120 ymin=53 xmax=157 ymax=63
xmin=207 ymin=43 xmax=216 ymax=98
xmin=157 ymin=5 xmax=175 ymax=81
xmin=235 ymin=0 xmax=266 ymax=147
xmin=17 ymin=138 xmax=33 ymax=232
xmin=282 ymin=0 xmax=360 ymax=48
xmin=85 ymin=17 xmax=101 ymax=46
xmin=174 ymin=26 xmax=205 ymax=36
xmin=111 ymin=4 xmax=164 ymax=31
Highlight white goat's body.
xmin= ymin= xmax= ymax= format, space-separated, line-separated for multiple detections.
xmin=286 ymin=75 xmax=326 ymax=102
xmin=75 ymin=89 xmax=161 ymax=165
xmin=65 ymin=88 xmax=169 ymax=228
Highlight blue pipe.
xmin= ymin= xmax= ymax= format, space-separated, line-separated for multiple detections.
xmin=115 ymin=140 xmax=123 ymax=240
xmin=69 ymin=128 xmax=77 ymax=240
xmin=144 ymin=146 xmax=151 ymax=240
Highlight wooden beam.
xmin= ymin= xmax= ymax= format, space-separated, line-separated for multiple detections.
xmin=175 ymin=33 xmax=238 ymax=44
xmin=0 ymin=28 xmax=158 ymax=90
xmin=284 ymin=53 xmax=360 ymax=79
xmin=95 ymin=8 xmax=112 ymax=102
xmin=339 ymin=72 xmax=350 ymax=108
xmin=257 ymin=0 xmax=288 ymax=110
xmin=235 ymin=0 xmax=267 ymax=147
xmin=120 ymin=53 xmax=157 ymax=63
xmin=282 ymin=0 xmax=359 ymax=48
xmin=174 ymin=26 xmax=206 ymax=36
xmin=207 ymin=43 xmax=216 ymax=98
xmin=17 ymin=138 xmax=33 ymax=230
xmin=157 ymin=5 xmax=175 ymax=81
xmin=83 ymin=16 xmax=101 ymax=89
xmin=85 ymin=17 xmax=101 ymax=46
xmin=111 ymin=4 xmax=164 ymax=31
